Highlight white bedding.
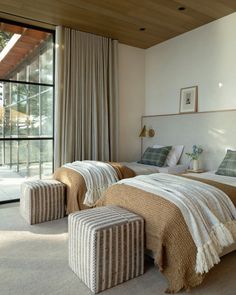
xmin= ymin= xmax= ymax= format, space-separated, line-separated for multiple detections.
xmin=187 ymin=171 xmax=236 ymax=257
xmin=121 ymin=162 xmax=187 ymax=175
xmin=63 ymin=161 xmax=118 ymax=206
xmin=187 ymin=171 xmax=236 ymax=187
xmin=119 ymin=173 xmax=236 ymax=274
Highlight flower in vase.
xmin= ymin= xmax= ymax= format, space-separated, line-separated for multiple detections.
xmin=186 ymin=145 xmax=203 ymax=160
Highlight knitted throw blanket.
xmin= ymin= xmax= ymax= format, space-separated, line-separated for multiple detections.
xmin=119 ymin=173 xmax=236 ymax=274
xmin=63 ymin=161 xmax=119 ymax=207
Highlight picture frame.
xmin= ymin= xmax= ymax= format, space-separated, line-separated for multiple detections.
xmin=179 ymin=86 xmax=198 ymax=114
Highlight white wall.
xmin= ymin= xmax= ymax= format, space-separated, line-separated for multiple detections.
xmin=118 ymin=13 xmax=236 ymax=160
xmin=145 ymin=13 xmax=236 ymax=115
xmin=118 ymin=44 xmax=145 ymax=161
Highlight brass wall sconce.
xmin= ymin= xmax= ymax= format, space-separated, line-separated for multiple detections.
xmin=139 ymin=125 xmax=155 ymax=137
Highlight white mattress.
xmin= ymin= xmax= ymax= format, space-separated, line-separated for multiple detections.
xmin=187 ymin=171 xmax=236 ymax=187
xmin=121 ymin=162 xmax=187 ymax=176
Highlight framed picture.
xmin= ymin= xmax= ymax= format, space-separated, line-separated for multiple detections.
xmin=179 ymin=86 xmax=198 ymax=113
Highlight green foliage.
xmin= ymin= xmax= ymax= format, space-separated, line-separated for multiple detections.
xmin=0 ymin=31 xmax=13 ymax=52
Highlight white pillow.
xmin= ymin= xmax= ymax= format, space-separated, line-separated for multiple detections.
xmin=152 ymin=145 xmax=184 ymax=167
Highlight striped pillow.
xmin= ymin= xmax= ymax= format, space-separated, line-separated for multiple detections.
xmin=138 ymin=146 xmax=172 ymax=167
xmin=216 ymin=150 xmax=236 ymax=177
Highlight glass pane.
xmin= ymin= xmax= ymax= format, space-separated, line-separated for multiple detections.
xmin=0 ymin=31 xmax=13 ymax=53
xmin=18 ymin=100 xmax=28 ymax=137
xmin=0 ymin=82 xmax=53 ymax=139
xmin=40 ymin=37 xmax=54 ymax=84
xmin=18 ymin=140 xmax=28 ymax=177
xmin=0 ymin=140 xmax=22 ymax=202
xmin=11 ymin=141 xmax=18 ymax=168
xmin=0 ymin=141 xmax=3 ymax=166
xmin=29 ymin=85 xmax=40 ymax=136
xmin=0 ymin=139 xmax=52 ymax=178
xmin=11 ymin=105 xmax=18 ymax=137
xmin=4 ymin=141 xmax=10 ymax=165
xmin=0 ymin=26 xmax=53 ymax=84
xmin=29 ymin=140 xmax=40 ymax=177
xmin=11 ymin=83 xmax=18 ymax=104
xmin=0 ymin=86 xmax=3 ymax=137
xmin=41 ymin=86 xmax=53 ymax=136
xmin=2 ymin=82 xmax=10 ymax=105
xmin=0 ymin=22 xmax=54 ymax=202
xmin=29 ymin=57 xmax=39 ymax=83
xmin=18 ymin=68 xmax=27 ymax=81
xmin=18 ymin=83 xmax=28 ymax=101
xmin=41 ymin=140 xmax=53 ymax=177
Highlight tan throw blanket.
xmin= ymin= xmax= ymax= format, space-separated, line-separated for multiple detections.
xmin=63 ymin=161 xmax=119 ymax=207
xmin=53 ymin=162 xmax=135 ymax=214
xmin=118 ymin=173 xmax=236 ymax=274
xmin=96 ymin=175 xmax=236 ymax=293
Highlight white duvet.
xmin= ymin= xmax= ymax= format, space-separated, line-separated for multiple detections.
xmin=121 ymin=162 xmax=187 ymax=175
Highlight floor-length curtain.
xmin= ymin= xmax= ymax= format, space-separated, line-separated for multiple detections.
xmin=55 ymin=27 xmax=119 ymax=169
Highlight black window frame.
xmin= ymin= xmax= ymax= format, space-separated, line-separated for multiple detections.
xmin=0 ymin=18 xmax=55 ymax=205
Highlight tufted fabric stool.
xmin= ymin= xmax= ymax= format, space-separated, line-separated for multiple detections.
xmin=20 ymin=180 xmax=66 ymax=225
xmin=68 ymin=205 xmax=144 ymax=293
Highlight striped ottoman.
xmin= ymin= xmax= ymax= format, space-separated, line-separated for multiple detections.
xmin=68 ymin=206 xmax=144 ymax=293
xmin=20 ymin=180 xmax=66 ymax=225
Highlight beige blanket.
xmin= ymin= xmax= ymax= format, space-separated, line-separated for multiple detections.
xmin=96 ymin=175 xmax=236 ymax=293
xmin=53 ymin=162 xmax=136 ymax=214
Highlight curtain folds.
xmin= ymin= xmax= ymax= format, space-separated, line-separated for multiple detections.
xmin=55 ymin=27 xmax=119 ymax=169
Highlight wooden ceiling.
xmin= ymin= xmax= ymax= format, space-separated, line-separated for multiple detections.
xmin=0 ymin=23 xmax=50 ymax=78
xmin=0 ymin=1 xmax=236 ymax=48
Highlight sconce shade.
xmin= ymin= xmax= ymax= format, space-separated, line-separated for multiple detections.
xmin=139 ymin=125 xmax=155 ymax=137
xmin=139 ymin=125 xmax=147 ymax=137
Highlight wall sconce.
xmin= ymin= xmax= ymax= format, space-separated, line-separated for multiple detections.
xmin=139 ymin=125 xmax=155 ymax=137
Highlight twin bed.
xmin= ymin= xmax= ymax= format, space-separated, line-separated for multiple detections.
xmin=53 ymin=146 xmax=236 ymax=293
xmin=53 ymin=145 xmax=186 ymax=213
xmin=97 ymin=171 xmax=236 ymax=292
xmin=53 ymin=161 xmax=186 ymax=213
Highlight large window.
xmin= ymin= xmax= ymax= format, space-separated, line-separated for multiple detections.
xmin=0 ymin=21 xmax=54 ymax=202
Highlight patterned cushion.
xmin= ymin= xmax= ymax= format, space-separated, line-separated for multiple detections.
xmin=138 ymin=146 xmax=172 ymax=167
xmin=216 ymin=150 xmax=236 ymax=177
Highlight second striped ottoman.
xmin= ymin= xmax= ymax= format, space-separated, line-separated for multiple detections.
xmin=68 ymin=206 xmax=144 ymax=293
xmin=20 ymin=180 xmax=66 ymax=225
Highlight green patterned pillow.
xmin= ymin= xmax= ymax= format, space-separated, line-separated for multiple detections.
xmin=216 ymin=150 xmax=236 ymax=177
xmin=138 ymin=146 xmax=172 ymax=167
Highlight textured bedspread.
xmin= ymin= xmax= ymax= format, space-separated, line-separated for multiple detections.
xmin=96 ymin=175 xmax=236 ymax=293
xmin=53 ymin=162 xmax=135 ymax=214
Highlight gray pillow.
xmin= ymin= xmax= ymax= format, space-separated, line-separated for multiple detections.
xmin=216 ymin=150 xmax=236 ymax=177
xmin=138 ymin=146 xmax=172 ymax=167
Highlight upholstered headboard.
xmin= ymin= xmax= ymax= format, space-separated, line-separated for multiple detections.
xmin=141 ymin=110 xmax=236 ymax=171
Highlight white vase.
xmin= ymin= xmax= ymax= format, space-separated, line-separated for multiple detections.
xmin=192 ymin=160 xmax=199 ymax=171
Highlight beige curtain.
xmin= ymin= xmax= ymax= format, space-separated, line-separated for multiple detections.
xmin=55 ymin=27 xmax=119 ymax=168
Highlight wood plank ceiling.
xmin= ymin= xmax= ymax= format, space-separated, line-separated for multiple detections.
xmin=0 ymin=0 xmax=236 ymax=48
xmin=0 ymin=23 xmax=50 ymax=78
